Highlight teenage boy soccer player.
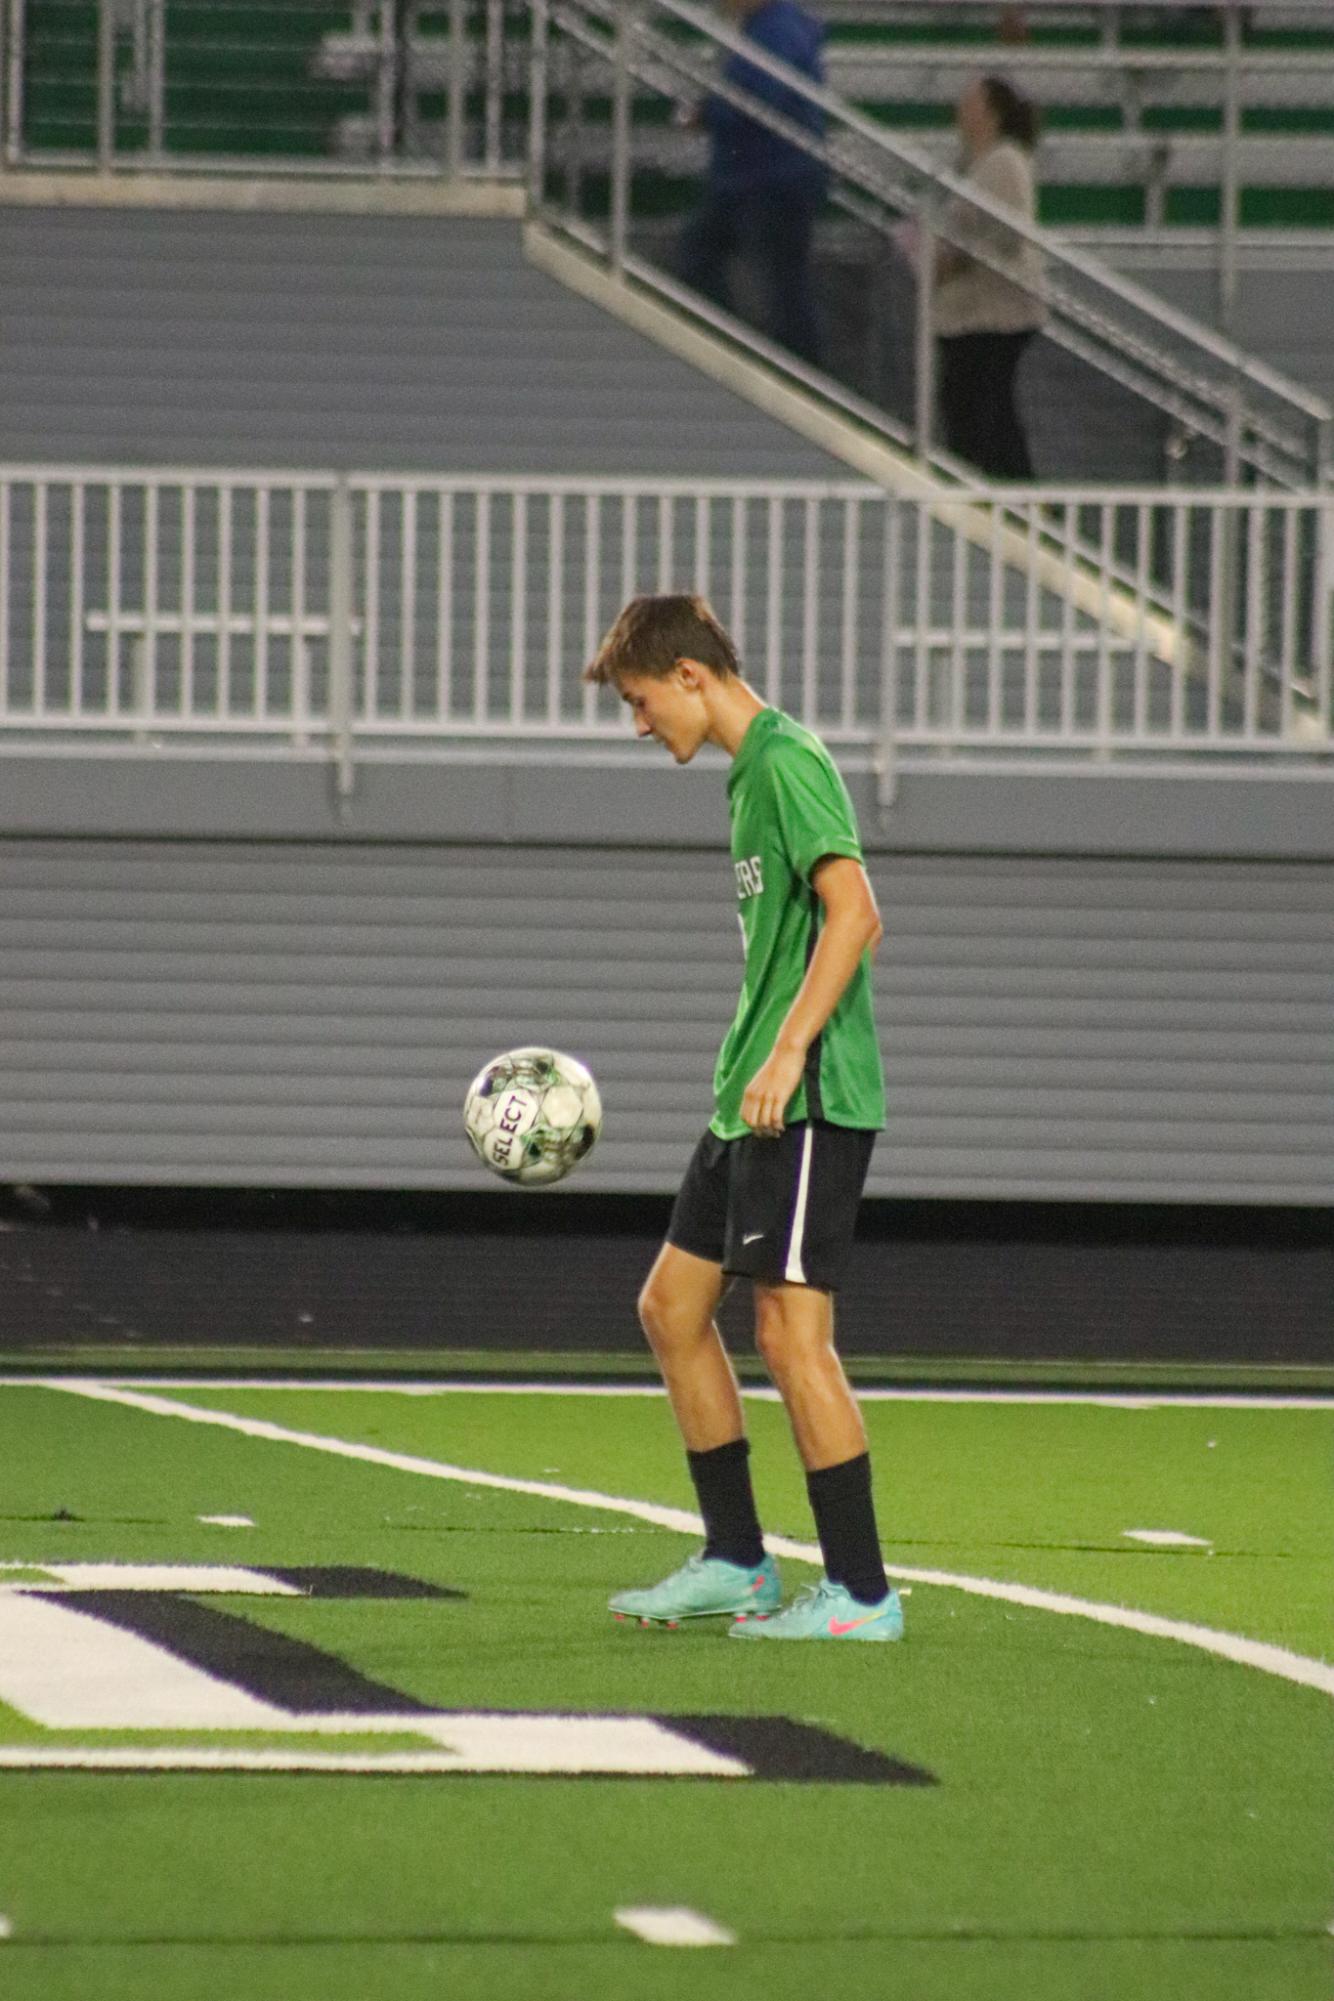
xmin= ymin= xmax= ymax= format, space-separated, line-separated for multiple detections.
xmin=585 ymin=594 xmax=901 ymax=1641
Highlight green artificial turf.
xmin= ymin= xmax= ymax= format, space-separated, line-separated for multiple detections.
xmin=150 ymin=1383 xmax=1334 ymax=1656
xmin=0 ymin=1382 xmax=1329 ymax=2001
xmin=4 ymin=1939 xmax=1327 ymax=2001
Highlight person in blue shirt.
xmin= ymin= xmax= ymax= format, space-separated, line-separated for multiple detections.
xmin=679 ymin=0 xmax=827 ymax=367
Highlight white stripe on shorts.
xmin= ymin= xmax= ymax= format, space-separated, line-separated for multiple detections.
xmin=784 ymin=1124 xmax=815 ymax=1284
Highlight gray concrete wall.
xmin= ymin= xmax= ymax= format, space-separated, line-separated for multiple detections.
xmin=0 ymin=207 xmax=845 ymax=476
xmin=0 ymin=754 xmax=1331 ymax=861
xmin=2 ymin=822 xmax=1329 ymax=1201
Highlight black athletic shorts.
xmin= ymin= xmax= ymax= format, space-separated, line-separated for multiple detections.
xmin=667 ymin=1120 xmax=877 ymax=1293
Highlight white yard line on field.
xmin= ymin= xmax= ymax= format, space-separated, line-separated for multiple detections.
xmin=1123 ymin=1529 xmax=1213 ymax=1549
xmin=35 ymin=1380 xmax=1334 ymax=1702
xmin=614 ymin=1906 xmax=736 ymax=1947
xmin=9 ymin=1375 xmax=1334 ymax=1409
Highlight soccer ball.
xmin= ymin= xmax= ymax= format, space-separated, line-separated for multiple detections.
xmin=463 ymin=1045 xmax=603 ymax=1187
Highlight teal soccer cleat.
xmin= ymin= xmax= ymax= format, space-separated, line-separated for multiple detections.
xmin=609 ymin=1552 xmax=782 ymax=1627
xmin=729 ymin=1576 xmax=904 ymax=1641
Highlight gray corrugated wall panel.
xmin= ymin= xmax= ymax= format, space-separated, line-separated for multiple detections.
xmin=1 ymin=841 xmax=1331 ymax=1202
xmin=0 ymin=210 xmax=842 ymax=475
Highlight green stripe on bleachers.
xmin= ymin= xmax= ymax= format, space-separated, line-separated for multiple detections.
xmin=12 ymin=1 xmax=1334 ymax=233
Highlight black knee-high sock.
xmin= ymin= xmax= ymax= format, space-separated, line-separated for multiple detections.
xmin=806 ymin=1452 xmax=889 ymax=1605
xmin=686 ymin=1437 xmax=765 ymax=1569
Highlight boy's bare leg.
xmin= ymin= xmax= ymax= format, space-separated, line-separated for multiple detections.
xmin=752 ymin=1280 xmax=866 ymax=1468
xmin=609 ymin=1242 xmax=771 ymax=1611
xmin=637 ymin=1241 xmax=745 ymax=1451
xmin=752 ymin=1279 xmax=888 ymax=1607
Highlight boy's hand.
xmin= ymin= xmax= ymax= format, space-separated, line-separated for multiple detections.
xmin=741 ymin=1044 xmax=805 ymax=1139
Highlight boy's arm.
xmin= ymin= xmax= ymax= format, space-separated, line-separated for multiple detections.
xmin=740 ymin=856 xmax=882 ymax=1138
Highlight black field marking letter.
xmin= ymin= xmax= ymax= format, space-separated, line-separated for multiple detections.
xmin=31 ymin=1566 xmax=461 ymax=1715
xmin=0 ymin=1568 xmax=938 ymax=1783
xmin=660 ymin=1714 xmax=938 ymax=1788
xmin=52 ymin=1590 xmax=439 ymax=1716
xmin=261 ymin=1567 xmax=458 ymax=1600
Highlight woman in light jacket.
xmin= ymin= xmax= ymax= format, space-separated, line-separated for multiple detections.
xmin=934 ymin=75 xmax=1045 ymax=479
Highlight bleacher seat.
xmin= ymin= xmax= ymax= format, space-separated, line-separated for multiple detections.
xmin=16 ymin=4 xmax=1334 ymax=230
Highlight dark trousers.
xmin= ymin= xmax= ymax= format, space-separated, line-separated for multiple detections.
xmin=937 ymin=329 xmax=1036 ymax=479
xmin=678 ymin=188 xmax=822 ymax=368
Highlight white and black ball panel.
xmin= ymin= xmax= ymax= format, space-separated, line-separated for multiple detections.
xmin=462 ymin=1046 xmax=602 ymax=1188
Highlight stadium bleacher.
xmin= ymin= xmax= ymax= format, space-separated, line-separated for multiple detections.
xmin=0 ymin=0 xmax=1329 ymax=1210
xmin=14 ymin=3 xmax=1334 ymax=228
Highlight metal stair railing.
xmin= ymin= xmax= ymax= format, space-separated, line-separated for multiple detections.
xmin=727 ymin=5 xmax=1334 ymax=341
xmin=531 ymin=0 xmax=1331 ymax=490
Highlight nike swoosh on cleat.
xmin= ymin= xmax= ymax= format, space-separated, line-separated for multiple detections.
xmin=827 ymin=1613 xmax=888 ymax=1636
xmin=742 ymin=1232 xmax=765 ymax=1244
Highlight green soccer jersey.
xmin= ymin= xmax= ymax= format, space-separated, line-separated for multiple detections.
xmin=710 ymin=707 xmax=886 ymax=1139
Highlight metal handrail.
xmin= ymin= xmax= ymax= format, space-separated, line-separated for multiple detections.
xmin=539 ymin=0 xmax=1327 ymax=489
xmin=608 ymin=0 xmax=1317 ymax=393
xmin=656 ymin=7 xmax=1328 ymax=402
xmin=652 ymin=13 xmax=1334 ymax=336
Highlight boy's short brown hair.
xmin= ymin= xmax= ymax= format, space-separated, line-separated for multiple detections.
xmin=584 ymin=593 xmax=739 ymax=685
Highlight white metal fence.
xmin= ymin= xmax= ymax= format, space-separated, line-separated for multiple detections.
xmin=0 ymin=468 xmax=1329 ymax=792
